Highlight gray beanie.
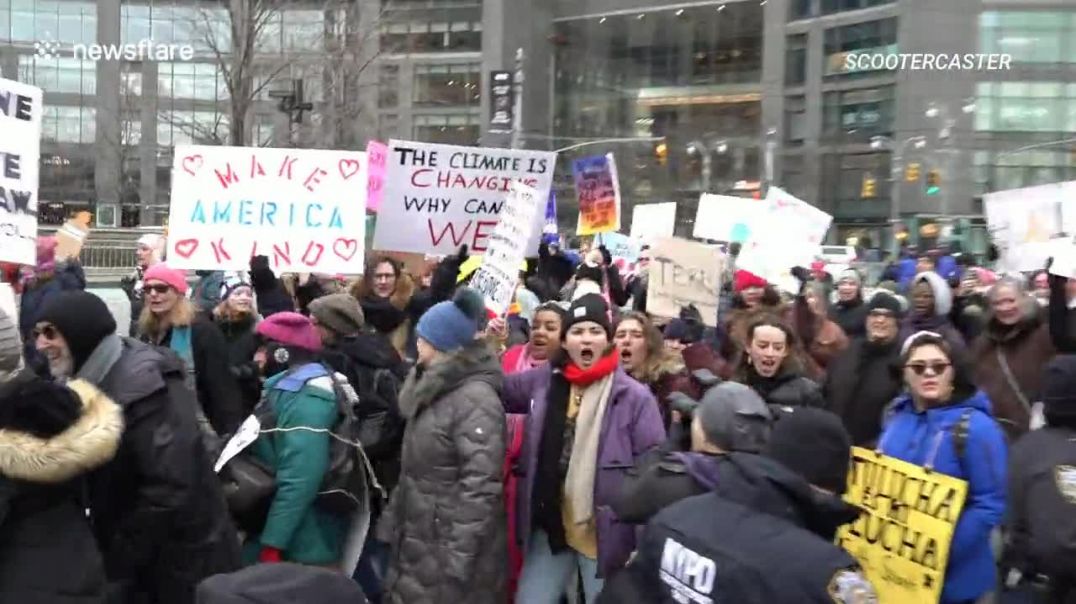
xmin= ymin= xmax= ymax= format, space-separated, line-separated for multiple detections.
xmin=695 ymin=382 xmax=773 ymax=453
xmin=308 ymin=294 xmax=365 ymax=338
xmin=0 ymin=308 xmax=24 ymax=377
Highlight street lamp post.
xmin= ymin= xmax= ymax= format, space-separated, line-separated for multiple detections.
xmin=871 ymin=134 xmax=928 ymax=255
xmin=924 ymin=99 xmax=976 ymax=226
xmin=686 ymin=138 xmax=729 ymax=193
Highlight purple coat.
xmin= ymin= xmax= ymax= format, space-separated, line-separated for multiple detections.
xmin=503 ymin=364 xmax=666 ymax=577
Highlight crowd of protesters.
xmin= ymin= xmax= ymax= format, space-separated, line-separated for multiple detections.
xmin=1 ymin=233 xmax=1075 ymax=604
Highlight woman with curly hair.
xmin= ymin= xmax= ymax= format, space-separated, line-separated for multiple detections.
xmin=613 ymin=312 xmax=700 ymax=428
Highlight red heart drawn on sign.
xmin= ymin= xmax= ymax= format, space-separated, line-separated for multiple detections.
xmin=333 ymin=238 xmax=358 ymax=261
xmin=338 ymin=158 xmax=361 ymax=180
xmin=182 ymin=155 xmax=204 ymax=176
xmin=174 ymin=238 xmax=199 ymax=258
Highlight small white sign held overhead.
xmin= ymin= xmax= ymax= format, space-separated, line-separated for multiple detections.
xmin=0 ymin=77 xmax=43 ymax=266
xmin=984 ymin=181 xmax=1076 ymax=272
xmin=735 ymin=187 xmax=833 ymax=293
xmin=468 ymin=182 xmax=543 ymax=316
xmin=630 ymin=202 xmax=677 ymax=241
xmin=692 ymin=194 xmax=765 ymax=243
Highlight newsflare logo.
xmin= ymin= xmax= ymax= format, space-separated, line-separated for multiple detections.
xmin=33 ymin=35 xmax=194 ymax=61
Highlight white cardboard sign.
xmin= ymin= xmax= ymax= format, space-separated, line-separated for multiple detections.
xmin=468 ymin=182 xmax=543 ymax=315
xmin=0 ymin=78 xmax=43 ymax=265
xmin=168 ymin=145 xmax=368 ymax=274
xmin=984 ymin=181 xmax=1076 ymax=272
xmin=373 ymin=140 xmax=556 ymax=255
xmin=630 ymin=202 xmax=677 ymax=241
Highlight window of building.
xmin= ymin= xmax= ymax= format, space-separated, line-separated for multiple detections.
xmin=3 ymin=0 xmax=95 ymax=44
xmin=121 ymin=4 xmax=150 ymax=44
xmin=823 ymin=18 xmax=898 ymax=78
xmin=785 ymin=34 xmax=807 ymax=86
xmin=157 ymin=110 xmax=225 ymax=146
xmin=253 ymin=114 xmax=277 ymax=146
xmin=413 ymin=113 xmax=479 ymax=145
xmin=283 ymin=9 xmax=325 ymax=52
xmin=821 ymin=151 xmax=890 ymax=203
xmin=380 ymin=20 xmax=482 ymax=53
xmin=789 ymin=0 xmax=813 ymax=21
xmin=784 ymin=95 xmax=807 ymax=144
xmin=975 ymin=81 xmax=1076 ymax=132
xmin=979 ymin=11 xmax=1076 ymax=64
xmin=41 ymin=106 xmax=95 ymax=143
xmin=821 ymin=0 xmax=894 ymax=16
xmin=18 ymin=56 xmax=95 ymax=95
xmin=379 ymin=65 xmax=399 ymax=108
xmin=159 ymin=62 xmax=226 ymax=101
xmin=122 ymin=117 xmax=141 ymax=146
xmin=822 ymin=85 xmax=895 ymax=140
xmin=413 ymin=63 xmax=480 ymax=106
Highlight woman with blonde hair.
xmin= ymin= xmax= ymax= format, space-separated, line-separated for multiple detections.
xmin=138 ymin=263 xmax=244 ymax=437
xmin=613 ymin=311 xmax=700 ymax=428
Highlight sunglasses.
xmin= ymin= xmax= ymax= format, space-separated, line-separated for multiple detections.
xmin=905 ymin=361 xmax=951 ymax=376
xmin=32 ymin=324 xmax=60 ymax=341
xmin=144 ymin=283 xmax=173 ymax=295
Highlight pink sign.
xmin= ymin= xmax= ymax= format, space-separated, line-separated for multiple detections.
xmin=366 ymin=140 xmax=388 ymax=212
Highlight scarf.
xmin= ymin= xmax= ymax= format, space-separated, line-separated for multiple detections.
xmin=74 ymin=334 xmax=124 ymax=385
xmin=361 ymin=294 xmax=408 ymax=334
xmin=532 ymin=350 xmax=618 ymax=552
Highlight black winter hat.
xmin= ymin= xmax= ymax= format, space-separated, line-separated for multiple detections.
xmin=1043 ymin=355 xmax=1076 ymax=427
xmin=564 ymin=293 xmax=611 ymax=339
xmin=575 ymin=262 xmax=605 ymax=285
xmin=764 ymin=407 xmax=852 ymax=495
xmin=196 ymin=563 xmax=369 ymax=604
xmin=36 ymin=291 xmax=117 ymax=373
xmin=867 ymin=292 xmax=903 ymax=317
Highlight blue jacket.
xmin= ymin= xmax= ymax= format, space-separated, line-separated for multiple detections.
xmin=878 ymin=390 xmax=1007 ymax=603
xmin=897 ymin=257 xmax=918 ymax=291
xmin=936 ymin=255 xmax=959 ymax=281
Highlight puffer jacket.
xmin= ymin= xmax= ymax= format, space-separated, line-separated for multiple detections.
xmin=740 ymin=365 xmax=826 ymax=409
xmin=0 ymin=377 xmax=123 ymax=604
xmin=377 ymin=342 xmax=507 ymax=604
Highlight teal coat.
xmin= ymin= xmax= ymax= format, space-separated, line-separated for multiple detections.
xmin=246 ymin=363 xmax=347 ymax=565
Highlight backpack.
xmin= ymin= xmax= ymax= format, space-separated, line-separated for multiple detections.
xmin=319 ymin=371 xmax=385 ymax=515
xmin=333 ymin=352 xmax=405 ymax=459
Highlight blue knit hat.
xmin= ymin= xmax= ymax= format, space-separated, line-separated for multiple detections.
xmin=416 ymin=288 xmax=486 ymax=352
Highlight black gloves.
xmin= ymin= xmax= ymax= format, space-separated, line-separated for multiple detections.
xmin=599 ymin=245 xmax=613 ymax=267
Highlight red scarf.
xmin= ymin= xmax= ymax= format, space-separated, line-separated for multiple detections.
xmin=563 ymin=350 xmax=619 ymax=386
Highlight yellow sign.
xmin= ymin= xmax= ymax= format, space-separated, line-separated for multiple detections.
xmin=836 ymin=447 xmax=968 ymax=604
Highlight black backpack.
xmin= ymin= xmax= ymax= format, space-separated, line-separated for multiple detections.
xmin=318 ymin=372 xmax=385 ymax=515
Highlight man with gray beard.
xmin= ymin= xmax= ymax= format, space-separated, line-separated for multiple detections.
xmin=34 ymin=290 xmax=239 ymax=604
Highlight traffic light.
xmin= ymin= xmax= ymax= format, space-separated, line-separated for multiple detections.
xmin=654 ymin=142 xmax=668 ymax=166
xmin=926 ymin=169 xmax=941 ymax=196
xmin=905 ymin=163 xmax=921 ymax=182
xmin=861 ymin=174 xmax=877 ymax=198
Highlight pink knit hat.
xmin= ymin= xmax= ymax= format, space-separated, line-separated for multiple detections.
xmin=143 ymin=263 xmax=189 ymax=294
xmin=255 ymin=312 xmax=322 ymax=352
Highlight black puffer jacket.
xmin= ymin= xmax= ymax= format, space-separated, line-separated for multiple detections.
xmin=824 ymin=336 xmax=903 ymax=446
xmin=829 ymin=297 xmax=868 ymax=339
xmin=376 ymin=341 xmax=507 ymax=604
xmin=212 ymin=310 xmax=261 ymax=415
xmin=0 ymin=376 xmax=123 ymax=604
xmin=81 ymin=336 xmax=241 ymax=604
xmin=741 ymin=365 xmax=826 ymax=409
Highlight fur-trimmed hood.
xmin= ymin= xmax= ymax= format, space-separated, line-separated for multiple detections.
xmin=398 ymin=341 xmax=503 ymax=419
xmin=633 ymin=349 xmax=686 ymax=386
xmin=0 ymin=379 xmax=123 ymax=484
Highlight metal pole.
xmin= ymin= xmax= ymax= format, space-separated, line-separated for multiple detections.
xmin=702 ymin=151 xmax=712 ymax=193
xmin=553 ymin=136 xmax=665 ymax=154
xmin=763 ymin=128 xmax=777 ymax=195
xmin=891 ymin=152 xmax=903 ymax=257
xmin=510 ymin=48 xmax=524 ymax=150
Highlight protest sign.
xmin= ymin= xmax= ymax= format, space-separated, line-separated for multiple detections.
xmin=647 ymin=237 xmax=723 ymax=326
xmin=692 ymin=194 xmax=764 ymax=243
xmin=984 ymin=181 xmax=1076 ymax=272
xmin=366 ymin=140 xmax=388 ymax=213
xmin=1049 ymin=238 xmax=1076 ymax=280
xmin=735 ymin=187 xmax=833 ymax=293
xmin=598 ymin=232 xmax=641 ymax=264
xmin=373 ymin=140 xmax=555 ymax=255
xmin=542 ymin=191 xmax=559 ymax=245
xmin=573 ymin=154 xmax=621 ymax=236
xmin=837 ymin=447 xmax=968 ymax=604
xmin=168 ymin=145 xmax=368 ymax=274
xmin=630 ymin=202 xmax=677 ymax=241
xmin=0 ymin=78 xmax=43 ymax=266
xmin=55 ymin=212 xmax=92 ymax=261
xmin=468 ymin=182 xmax=542 ymax=315
xmin=0 ymin=282 xmax=15 ymax=322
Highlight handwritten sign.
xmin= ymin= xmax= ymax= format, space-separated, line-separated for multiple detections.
xmin=373 ymin=140 xmax=555 ymax=256
xmin=630 ymin=202 xmax=676 ymax=242
xmin=735 ymin=187 xmax=832 ymax=293
xmin=55 ymin=212 xmax=92 ymax=261
xmin=0 ymin=77 xmax=42 ymax=265
xmin=984 ymin=181 xmax=1076 ymax=272
xmin=598 ymin=232 xmax=641 ymax=264
xmin=692 ymin=194 xmax=764 ymax=243
xmin=647 ymin=237 xmax=723 ymax=326
xmin=366 ymin=140 xmax=388 ymax=213
xmin=837 ymin=448 xmax=968 ymax=604
xmin=468 ymin=183 xmax=543 ymax=315
xmin=168 ymin=145 xmax=368 ymax=273
xmin=542 ymin=191 xmax=559 ymax=245
xmin=573 ymin=154 xmax=621 ymax=236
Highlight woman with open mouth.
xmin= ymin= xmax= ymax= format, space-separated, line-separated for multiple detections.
xmin=503 ymin=294 xmax=665 ymax=603
xmin=614 ymin=311 xmax=700 ymax=430
xmin=733 ymin=317 xmax=825 ymax=408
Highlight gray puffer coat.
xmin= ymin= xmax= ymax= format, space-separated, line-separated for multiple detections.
xmin=377 ymin=341 xmax=507 ymax=604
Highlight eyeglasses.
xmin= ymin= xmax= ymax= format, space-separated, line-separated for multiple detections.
xmin=32 ymin=324 xmax=60 ymax=341
xmin=905 ymin=361 xmax=951 ymax=376
xmin=144 ymin=283 xmax=173 ymax=295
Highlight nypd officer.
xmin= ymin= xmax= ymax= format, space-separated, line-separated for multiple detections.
xmin=599 ymin=407 xmax=877 ymax=603
xmin=614 ymin=382 xmax=773 ymax=524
